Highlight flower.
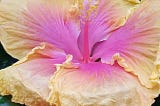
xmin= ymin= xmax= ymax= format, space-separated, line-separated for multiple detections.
xmin=0 ymin=0 xmax=159 ymax=106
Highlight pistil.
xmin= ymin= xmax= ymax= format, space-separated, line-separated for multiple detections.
xmin=83 ymin=20 xmax=90 ymax=63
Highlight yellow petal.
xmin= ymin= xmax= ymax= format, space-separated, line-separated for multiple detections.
xmin=0 ymin=0 xmax=41 ymax=59
xmin=155 ymin=43 xmax=160 ymax=84
xmin=48 ymin=57 xmax=159 ymax=106
xmin=114 ymin=0 xmax=160 ymax=88
xmin=0 ymin=43 xmax=65 ymax=106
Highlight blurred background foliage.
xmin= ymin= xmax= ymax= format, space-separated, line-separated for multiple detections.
xmin=0 ymin=42 xmax=159 ymax=106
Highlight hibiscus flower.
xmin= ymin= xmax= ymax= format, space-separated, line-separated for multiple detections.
xmin=0 ymin=0 xmax=159 ymax=106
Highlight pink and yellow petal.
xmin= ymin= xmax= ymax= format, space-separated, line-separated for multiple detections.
xmin=92 ymin=0 xmax=160 ymax=88
xmin=0 ymin=43 xmax=66 ymax=106
xmin=0 ymin=0 xmax=81 ymax=59
xmin=25 ymin=0 xmax=82 ymax=58
xmin=48 ymin=57 xmax=159 ymax=106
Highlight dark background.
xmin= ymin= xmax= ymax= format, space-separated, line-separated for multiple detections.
xmin=0 ymin=43 xmax=159 ymax=106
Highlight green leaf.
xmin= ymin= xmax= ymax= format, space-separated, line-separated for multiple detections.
xmin=0 ymin=96 xmax=24 ymax=106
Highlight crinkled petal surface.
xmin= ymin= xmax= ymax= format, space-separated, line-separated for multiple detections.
xmin=0 ymin=0 xmax=81 ymax=59
xmin=0 ymin=43 xmax=66 ymax=106
xmin=49 ymin=57 xmax=159 ymax=106
xmin=93 ymin=0 xmax=160 ymax=88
